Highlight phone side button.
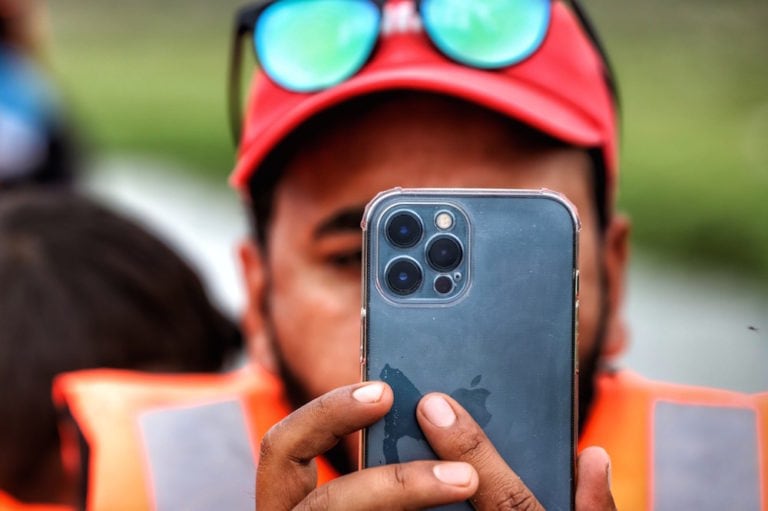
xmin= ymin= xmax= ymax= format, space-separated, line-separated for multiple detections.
xmin=574 ymin=299 xmax=580 ymax=359
xmin=360 ymin=308 xmax=367 ymax=366
xmin=574 ymin=269 xmax=580 ymax=297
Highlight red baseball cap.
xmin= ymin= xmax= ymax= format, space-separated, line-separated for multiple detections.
xmin=230 ymin=1 xmax=618 ymax=202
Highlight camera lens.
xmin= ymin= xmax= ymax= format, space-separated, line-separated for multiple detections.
xmin=427 ymin=236 xmax=463 ymax=271
xmin=386 ymin=258 xmax=423 ymax=295
xmin=386 ymin=212 xmax=423 ymax=248
xmin=434 ymin=275 xmax=454 ymax=295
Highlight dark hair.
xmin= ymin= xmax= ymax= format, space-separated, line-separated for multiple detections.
xmin=247 ymin=91 xmax=608 ymax=246
xmin=0 ymin=190 xmax=242 ymax=501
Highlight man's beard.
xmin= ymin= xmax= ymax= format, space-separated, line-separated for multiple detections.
xmin=265 ymin=316 xmax=355 ymax=474
xmin=578 ymin=298 xmax=609 ymax=433
xmin=265 ymin=294 xmax=609 ymax=475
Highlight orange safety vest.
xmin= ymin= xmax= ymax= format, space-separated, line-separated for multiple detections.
xmin=579 ymin=370 xmax=768 ymax=511
xmin=53 ymin=366 xmax=338 ymax=511
xmin=55 ymin=367 xmax=767 ymax=510
xmin=0 ymin=492 xmax=70 ymax=511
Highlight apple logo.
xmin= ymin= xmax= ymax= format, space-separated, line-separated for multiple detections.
xmin=450 ymin=375 xmax=492 ymax=428
xmin=379 ymin=366 xmax=492 ymax=463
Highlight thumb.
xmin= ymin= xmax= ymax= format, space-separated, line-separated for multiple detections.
xmin=575 ymin=447 xmax=617 ymax=510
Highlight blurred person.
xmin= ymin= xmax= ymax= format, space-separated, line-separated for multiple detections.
xmin=0 ymin=0 xmax=40 ymax=50
xmin=0 ymin=190 xmax=242 ymax=509
xmin=0 ymin=0 xmax=76 ymax=189
xmin=54 ymin=1 xmax=768 ymax=510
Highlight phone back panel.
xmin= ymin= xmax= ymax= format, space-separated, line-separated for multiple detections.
xmin=362 ymin=189 xmax=578 ymax=511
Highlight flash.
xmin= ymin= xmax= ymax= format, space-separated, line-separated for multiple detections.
xmin=435 ymin=212 xmax=454 ymax=230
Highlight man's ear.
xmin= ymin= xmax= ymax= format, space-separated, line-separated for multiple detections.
xmin=601 ymin=214 xmax=631 ymax=360
xmin=238 ymin=239 xmax=278 ymax=373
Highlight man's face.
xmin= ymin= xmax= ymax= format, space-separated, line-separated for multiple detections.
xmin=242 ymin=93 xmax=628 ymax=422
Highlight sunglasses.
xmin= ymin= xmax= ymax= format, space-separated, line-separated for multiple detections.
xmin=228 ymin=0 xmax=618 ymax=144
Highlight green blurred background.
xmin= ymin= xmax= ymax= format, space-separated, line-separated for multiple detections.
xmin=46 ymin=0 xmax=768 ymax=283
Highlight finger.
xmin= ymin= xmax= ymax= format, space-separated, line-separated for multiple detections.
xmin=256 ymin=382 xmax=393 ymax=510
xmin=296 ymin=461 xmax=478 ymax=511
xmin=575 ymin=447 xmax=617 ymax=511
xmin=416 ymin=393 xmax=544 ymax=511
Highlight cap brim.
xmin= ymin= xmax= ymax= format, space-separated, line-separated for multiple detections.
xmin=230 ymin=61 xmax=604 ymax=189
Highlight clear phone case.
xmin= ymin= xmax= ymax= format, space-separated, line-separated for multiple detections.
xmin=361 ymin=188 xmax=579 ymax=511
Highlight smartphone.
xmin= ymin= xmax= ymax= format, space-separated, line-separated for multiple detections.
xmin=360 ymin=188 xmax=579 ymax=510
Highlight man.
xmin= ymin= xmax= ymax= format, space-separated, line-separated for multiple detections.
xmin=229 ymin=0 xmax=621 ymax=506
xmin=56 ymin=1 xmax=767 ymax=509
xmin=228 ymin=0 xmax=767 ymax=509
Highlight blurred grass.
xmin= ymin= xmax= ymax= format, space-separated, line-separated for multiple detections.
xmin=46 ymin=0 xmax=768 ymax=283
xmin=587 ymin=0 xmax=768 ymax=284
xmin=46 ymin=0 xmax=244 ymax=176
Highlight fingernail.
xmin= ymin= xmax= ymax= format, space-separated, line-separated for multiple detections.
xmin=353 ymin=383 xmax=384 ymax=403
xmin=606 ymin=459 xmax=612 ymax=489
xmin=433 ymin=462 xmax=474 ymax=487
xmin=422 ymin=395 xmax=456 ymax=427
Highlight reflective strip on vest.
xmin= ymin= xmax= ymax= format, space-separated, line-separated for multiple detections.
xmin=653 ymin=401 xmax=761 ymax=511
xmin=139 ymin=399 xmax=256 ymax=510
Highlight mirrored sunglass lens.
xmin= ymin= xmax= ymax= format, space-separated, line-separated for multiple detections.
xmin=255 ymin=0 xmax=380 ymax=92
xmin=422 ymin=0 xmax=551 ymax=69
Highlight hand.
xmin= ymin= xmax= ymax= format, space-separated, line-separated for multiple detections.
xmin=255 ymin=382 xmax=479 ymax=510
xmin=255 ymin=382 xmax=616 ymax=510
xmin=416 ymin=392 xmax=617 ymax=510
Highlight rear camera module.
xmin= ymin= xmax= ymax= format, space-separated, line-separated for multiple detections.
xmin=386 ymin=212 xmax=423 ymax=248
xmin=427 ymin=236 xmax=463 ymax=272
xmin=386 ymin=258 xmax=423 ymax=295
